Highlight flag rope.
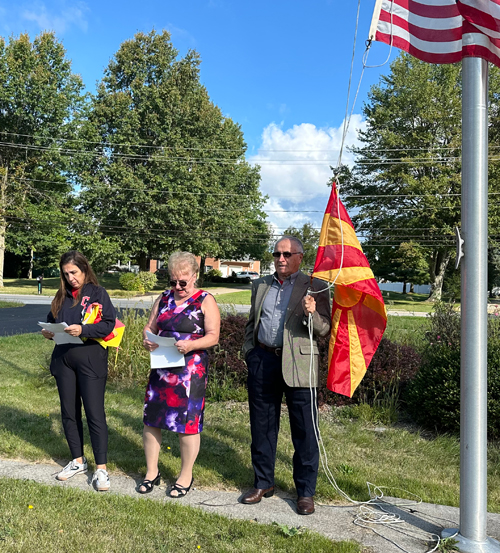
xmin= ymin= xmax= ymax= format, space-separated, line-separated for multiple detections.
xmin=306 ymin=313 xmax=453 ymax=553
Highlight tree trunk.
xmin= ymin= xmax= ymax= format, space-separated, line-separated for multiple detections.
xmin=0 ymin=220 xmax=4 ymax=288
xmin=410 ymin=282 xmax=415 ymax=293
xmin=137 ymin=253 xmax=148 ymax=272
xmin=428 ymin=250 xmax=452 ymax=301
xmin=27 ymin=248 xmax=34 ymax=279
xmin=0 ymin=169 xmax=6 ymax=288
xmin=198 ymin=256 xmax=206 ymax=286
xmin=402 ymin=281 xmax=407 ymax=294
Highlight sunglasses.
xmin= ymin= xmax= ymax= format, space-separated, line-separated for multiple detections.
xmin=169 ymin=274 xmax=195 ymax=288
xmin=272 ymin=251 xmax=303 ymax=258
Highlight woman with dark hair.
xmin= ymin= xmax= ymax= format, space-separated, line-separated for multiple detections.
xmin=41 ymin=250 xmax=116 ymax=491
xmin=140 ymin=251 xmax=220 ymax=497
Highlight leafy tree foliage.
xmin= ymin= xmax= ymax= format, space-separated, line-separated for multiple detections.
xmin=0 ymin=33 xmax=85 ymax=284
xmin=372 ymin=241 xmax=429 ymax=293
xmin=77 ymin=30 xmax=269 ymax=271
xmin=344 ymin=53 xmax=500 ymax=301
xmin=342 ymin=54 xmax=469 ymax=300
xmin=489 ymin=247 xmax=500 ymax=297
xmin=284 ymin=222 xmax=320 ymax=272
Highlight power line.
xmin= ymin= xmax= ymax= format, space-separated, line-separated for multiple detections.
xmin=3 ymin=130 xmax=489 ymax=154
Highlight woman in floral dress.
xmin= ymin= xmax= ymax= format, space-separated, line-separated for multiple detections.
xmin=139 ymin=252 xmax=220 ymax=497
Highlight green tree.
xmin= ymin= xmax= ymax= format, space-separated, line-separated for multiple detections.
xmin=343 ymin=53 xmax=500 ymax=301
xmin=392 ymin=241 xmax=429 ymax=293
xmin=342 ymin=53 xmax=464 ymax=301
xmin=367 ymin=240 xmax=428 ymax=293
xmin=77 ymin=30 xmax=268 ymax=272
xmin=0 ymin=32 xmax=85 ymax=285
xmin=284 ymin=223 xmax=320 ymax=272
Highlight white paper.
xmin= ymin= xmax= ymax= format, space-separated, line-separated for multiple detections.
xmin=38 ymin=322 xmax=83 ymax=345
xmin=145 ymin=330 xmax=185 ymax=369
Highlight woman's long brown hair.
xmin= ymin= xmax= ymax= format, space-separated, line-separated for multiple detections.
xmin=50 ymin=251 xmax=99 ymax=319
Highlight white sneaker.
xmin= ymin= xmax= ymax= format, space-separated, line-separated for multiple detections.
xmin=56 ymin=457 xmax=87 ymax=481
xmin=92 ymin=468 xmax=110 ymax=491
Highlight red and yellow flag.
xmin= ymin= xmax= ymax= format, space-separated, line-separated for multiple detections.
xmin=313 ymin=184 xmax=387 ymax=397
xmin=82 ymin=302 xmax=125 ymax=349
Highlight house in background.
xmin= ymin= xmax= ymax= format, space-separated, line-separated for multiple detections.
xmin=149 ymin=257 xmax=261 ymax=277
xmin=202 ymin=257 xmax=260 ymax=277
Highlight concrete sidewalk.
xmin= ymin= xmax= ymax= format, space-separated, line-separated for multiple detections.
xmin=1 ymin=457 xmax=499 ymax=552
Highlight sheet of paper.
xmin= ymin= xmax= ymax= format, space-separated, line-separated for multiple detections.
xmin=145 ymin=330 xmax=185 ymax=369
xmin=38 ymin=322 xmax=83 ymax=345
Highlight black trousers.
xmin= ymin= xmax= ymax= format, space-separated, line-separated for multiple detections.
xmin=50 ymin=341 xmax=109 ymax=465
xmin=246 ymin=346 xmax=319 ymax=497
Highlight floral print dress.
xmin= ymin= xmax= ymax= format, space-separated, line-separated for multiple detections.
xmin=143 ymin=289 xmax=210 ymax=434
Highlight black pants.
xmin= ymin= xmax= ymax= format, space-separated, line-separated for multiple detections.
xmin=50 ymin=341 xmax=109 ymax=465
xmin=246 ymin=346 xmax=319 ymax=497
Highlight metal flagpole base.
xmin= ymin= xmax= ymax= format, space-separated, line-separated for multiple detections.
xmin=442 ymin=529 xmax=500 ymax=552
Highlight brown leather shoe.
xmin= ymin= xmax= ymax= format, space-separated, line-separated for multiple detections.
xmin=240 ymin=486 xmax=274 ymax=504
xmin=297 ymin=496 xmax=315 ymax=515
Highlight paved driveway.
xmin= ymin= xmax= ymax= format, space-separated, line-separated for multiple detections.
xmin=0 ymin=304 xmax=50 ymax=336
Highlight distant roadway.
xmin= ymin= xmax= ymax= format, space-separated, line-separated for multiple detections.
xmin=0 ymin=294 xmax=251 ymax=336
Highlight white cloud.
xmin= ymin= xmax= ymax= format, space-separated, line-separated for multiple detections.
xmin=18 ymin=1 xmax=89 ymax=34
xmin=249 ymin=116 xmax=366 ymax=232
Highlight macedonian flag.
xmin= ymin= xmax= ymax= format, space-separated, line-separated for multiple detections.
xmin=82 ymin=302 xmax=126 ymax=349
xmin=312 ymin=183 xmax=387 ymax=397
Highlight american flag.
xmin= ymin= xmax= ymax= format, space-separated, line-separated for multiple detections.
xmin=370 ymin=0 xmax=500 ymax=67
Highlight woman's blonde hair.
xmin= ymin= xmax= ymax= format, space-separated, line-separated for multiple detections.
xmin=167 ymin=251 xmax=199 ymax=276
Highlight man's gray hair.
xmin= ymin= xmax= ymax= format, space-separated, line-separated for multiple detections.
xmin=275 ymin=235 xmax=304 ymax=253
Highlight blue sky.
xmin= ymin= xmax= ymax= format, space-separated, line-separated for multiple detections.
xmin=1 ymin=0 xmax=397 ymax=232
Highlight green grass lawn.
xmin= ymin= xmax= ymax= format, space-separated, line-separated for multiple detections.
xmin=1 ymin=332 xmax=499 ymax=514
xmin=384 ymin=315 xmax=430 ymax=348
xmin=0 ymin=275 xmax=153 ymax=297
xmin=213 ymin=290 xmax=439 ymax=312
xmin=0 ymin=478 xmax=358 ymax=553
xmin=0 ymin=275 xmax=250 ymax=298
xmin=0 ymin=300 xmax=23 ymax=308
xmin=214 ymin=290 xmax=252 ymax=304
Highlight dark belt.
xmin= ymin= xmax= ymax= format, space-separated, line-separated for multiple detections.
xmin=259 ymin=342 xmax=282 ymax=357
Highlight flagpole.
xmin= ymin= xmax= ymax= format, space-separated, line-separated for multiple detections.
xmin=442 ymin=56 xmax=500 ymax=553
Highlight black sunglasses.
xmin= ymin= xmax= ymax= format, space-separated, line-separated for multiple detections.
xmin=272 ymin=251 xmax=302 ymax=258
xmin=169 ymin=274 xmax=195 ymax=288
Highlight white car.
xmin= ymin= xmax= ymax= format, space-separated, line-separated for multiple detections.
xmin=236 ymin=271 xmax=260 ymax=280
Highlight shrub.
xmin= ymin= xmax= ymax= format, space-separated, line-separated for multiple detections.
xmin=108 ymin=310 xmax=249 ymax=400
xmin=119 ymin=272 xmax=140 ymax=292
xmin=405 ymin=302 xmax=500 ymax=438
xmin=205 ymin=269 xmax=223 ymax=282
xmin=354 ymin=338 xmax=420 ymax=405
xmin=119 ymin=271 xmax=157 ymax=293
xmin=108 ymin=308 xmax=422 ymax=416
xmin=137 ymin=271 xmax=157 ymax=293
xmin=208 ymin=275 xmax=242 ymax=284
xmin=406 ymin=343 xmax=461 ymax=433
xmin=208 ymin=314 xmax=249 ymax=398
xmin=316 ymin=334 xmax=421 ymax=411
xmin=108 ymin=309 xmax=150 ymax=385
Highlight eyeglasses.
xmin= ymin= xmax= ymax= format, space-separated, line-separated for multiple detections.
xmin=272 ymin=251 xmax=303 ymax=258
xmin=169 ymin=274 xmax=195 ymax=288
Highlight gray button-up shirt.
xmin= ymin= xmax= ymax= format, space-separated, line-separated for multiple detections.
xmin=257 ymin=271 xmax=300 ymax=347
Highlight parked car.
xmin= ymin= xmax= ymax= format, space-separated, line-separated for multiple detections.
xmin=236 ymin=271 xmax=260 ymax=280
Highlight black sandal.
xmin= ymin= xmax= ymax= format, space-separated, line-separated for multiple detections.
xmin=137 ymin=472 xmax=161 ymax=494
xmin=168 ymin=477 xmax=194 ymax=498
